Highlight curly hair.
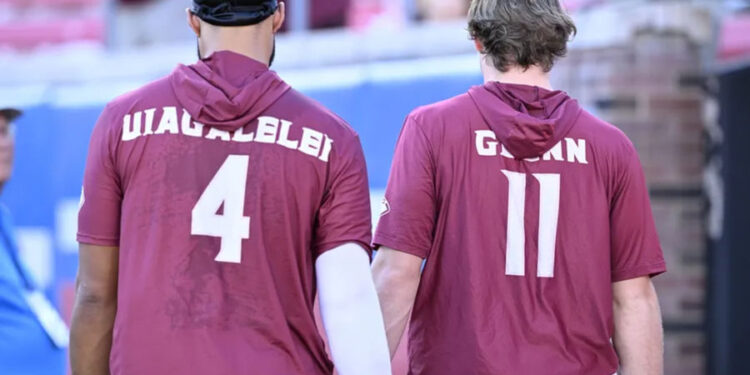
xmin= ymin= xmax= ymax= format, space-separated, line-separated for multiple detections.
xmin=468 ymin=0 xmax=577 ymax=72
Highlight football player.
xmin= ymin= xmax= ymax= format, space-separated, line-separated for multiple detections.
xmin=372 ymin=1 xmax=666 ymax=374
xmin=70 ymin=1 xmax=390 ymax=374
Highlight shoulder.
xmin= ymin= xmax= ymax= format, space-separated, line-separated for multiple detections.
xmin=407 ymin=93 xmax=474 ymax=126
xmin=105 ymin=76 xmax=173 ymax=116
xmin=574 ymin=109 xmax=637 ymax=158
xmin=572 ymin=110 xmax=642 ymax=188
xmin=396 ymin=93 xmax=475 ymax=150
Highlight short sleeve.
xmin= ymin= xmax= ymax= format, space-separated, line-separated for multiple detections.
xmin=313 ymin=134 xmax=373 ymax=259
xmin=372 ymin=115 xmax=436 ymax=259
xmin=610 ymin=143 xmax=666 ymax=282
xmin=77 ymin=105 xmax=122 ymax=246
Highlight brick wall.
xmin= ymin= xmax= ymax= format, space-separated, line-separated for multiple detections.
xmin=552 ymin=30 xmax=709 ymax=375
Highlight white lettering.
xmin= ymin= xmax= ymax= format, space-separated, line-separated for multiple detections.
xmin=299 ymin=127 xmax=324 ymax=158
xmin=475 ymin=130 xmax=498 ymax=156
xmin=565 ymin=138 xmax=588 ymax=164
xmin=474 ymin=130 xmax=588 ymax=166
xmin=142 ymin=108 xmax=156 ymax=136
xmin=543 ymin=141 xmax=564 ymax=161
xmin=119 ymin=108 xmax=333 ymax=162
xmin=319 ymin=135 xmax=333 ymax=162
xmin=255 ymin=116 xmax=279 ymax=144
xmin=277 ymin=120 xmax=299 ymax=150
xmin=122 ymin=113 xmax=140 ymax=141
xmin=155 ymin=107 xmax=179 ymax=135
xmin=206 ymin=127 xmax=231 ymax=141
xmin=232 ymin=127 xmax=254 ymax=142
xmin=181 ymin=110 xmax=203 ymax=137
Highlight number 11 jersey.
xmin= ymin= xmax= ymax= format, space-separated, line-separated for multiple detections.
xmin=78 ymin=51 xmax=372 ymax=375
xmin=373 ymin=82 xmax=666 ymax=375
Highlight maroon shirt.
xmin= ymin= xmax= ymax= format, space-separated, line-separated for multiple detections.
xmin=78 ymin=51 xmax=372 ymax=375
xmin=374 ymin=82 xmax=666 ymax=375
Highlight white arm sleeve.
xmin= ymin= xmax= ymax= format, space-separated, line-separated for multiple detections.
xmin=316 ymin=243 xmax=392 ymax=375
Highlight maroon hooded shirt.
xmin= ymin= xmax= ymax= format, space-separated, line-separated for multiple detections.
xmin=373 ymin=82 xmax=666 ymax=375
xmin=78 ymin=51 xmax=372 ymax=375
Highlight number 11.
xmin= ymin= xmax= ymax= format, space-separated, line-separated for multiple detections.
xmin=501 ymin=170 xmax=561 ymax=278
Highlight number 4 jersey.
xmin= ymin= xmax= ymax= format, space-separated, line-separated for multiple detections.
xmin=77 ymin=51 xmax=372 ymax=375
xmin=373 ymin=82 xmax=666 ymax=375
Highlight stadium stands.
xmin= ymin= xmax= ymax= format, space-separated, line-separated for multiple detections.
xmin=0 ymin=0 xmax=104 ymax=49
xmin=0 ymin=18 xmax=103 ymax=49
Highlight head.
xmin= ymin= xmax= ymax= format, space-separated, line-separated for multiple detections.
xmin=0 ymin=109 xmax=20 ymax=192
xmin=187 ymin=0 xmax=286 ymax=66
xmin=468 ymin=0 xmax=576 ymax=74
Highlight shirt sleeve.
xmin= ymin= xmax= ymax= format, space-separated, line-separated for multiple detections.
xmin=372 ymin=115 xmax=436 ymax=259
xmin=610 ymin=142 xmax=666 ymax=282
xmin=77 ymin=104 xmax=122 ymax=247
xmin=312 ymin=133 xmax=373 ymax=259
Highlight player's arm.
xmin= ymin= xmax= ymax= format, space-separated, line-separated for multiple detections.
xmin=316 ymin=243 xmax=391 ymax=375
xmin=72 ymin=103 xmax=123 ymax=375
xmin=612 ymin=276 xmax=663 ymax=375
xmin=70 ymin=244 xmax=119 ymax=375
xmin=608 ymin=139 xmax=667 ymax=374
xmin=312 ymin=130 xmax=390 ymax=374
xmin=371 ymin=114 xmax=435 ymax=358
xmin=371 ymin=247 xmax=422 ymax=357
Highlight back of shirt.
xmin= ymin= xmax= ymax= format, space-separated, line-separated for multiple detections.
xmin=373 ymin=82 xmax=666 ymax=375
xmin=78 ymin=51 xmax=372 ymax=375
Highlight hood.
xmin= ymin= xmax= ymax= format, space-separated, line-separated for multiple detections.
xmin=170 ymin=50 xmax=290 ymax=131
xmin=468 ymin=82 xmax=582 ymax=159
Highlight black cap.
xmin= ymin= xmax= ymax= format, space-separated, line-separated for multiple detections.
xmin=0 ymin=108 xmax=22 ymax=122
xmin=192 ymin=0 xmax=279 ymax=27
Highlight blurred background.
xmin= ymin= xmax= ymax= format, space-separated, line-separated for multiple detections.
xmin=0 ymin=0 xmax=749 ymax=374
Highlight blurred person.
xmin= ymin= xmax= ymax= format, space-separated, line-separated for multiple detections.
xmin=372 ymin=0 xmax=666 ymax=374
xmin=0 ymin=108 xmax=68 ymax=375
xmin=69 ymin=1 xmax=391 ymax=375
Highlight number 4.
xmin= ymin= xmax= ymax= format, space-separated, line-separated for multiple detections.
xmin=191 ymin=155 xmax=251 ymax=264
xmin=501 ymin=170 xmax=560 ymax=278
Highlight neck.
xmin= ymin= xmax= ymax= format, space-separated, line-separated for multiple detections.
xmin=201 ymin=25 xmax=272 ymax=66
xmin=481 ymin=58 xmax=552 ymax=90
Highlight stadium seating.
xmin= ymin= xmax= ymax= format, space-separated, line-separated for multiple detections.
xmin=0 ymin=0 xmax=100 ymax=5
xmin=0 ymin=0 xmax=104 ymax=49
